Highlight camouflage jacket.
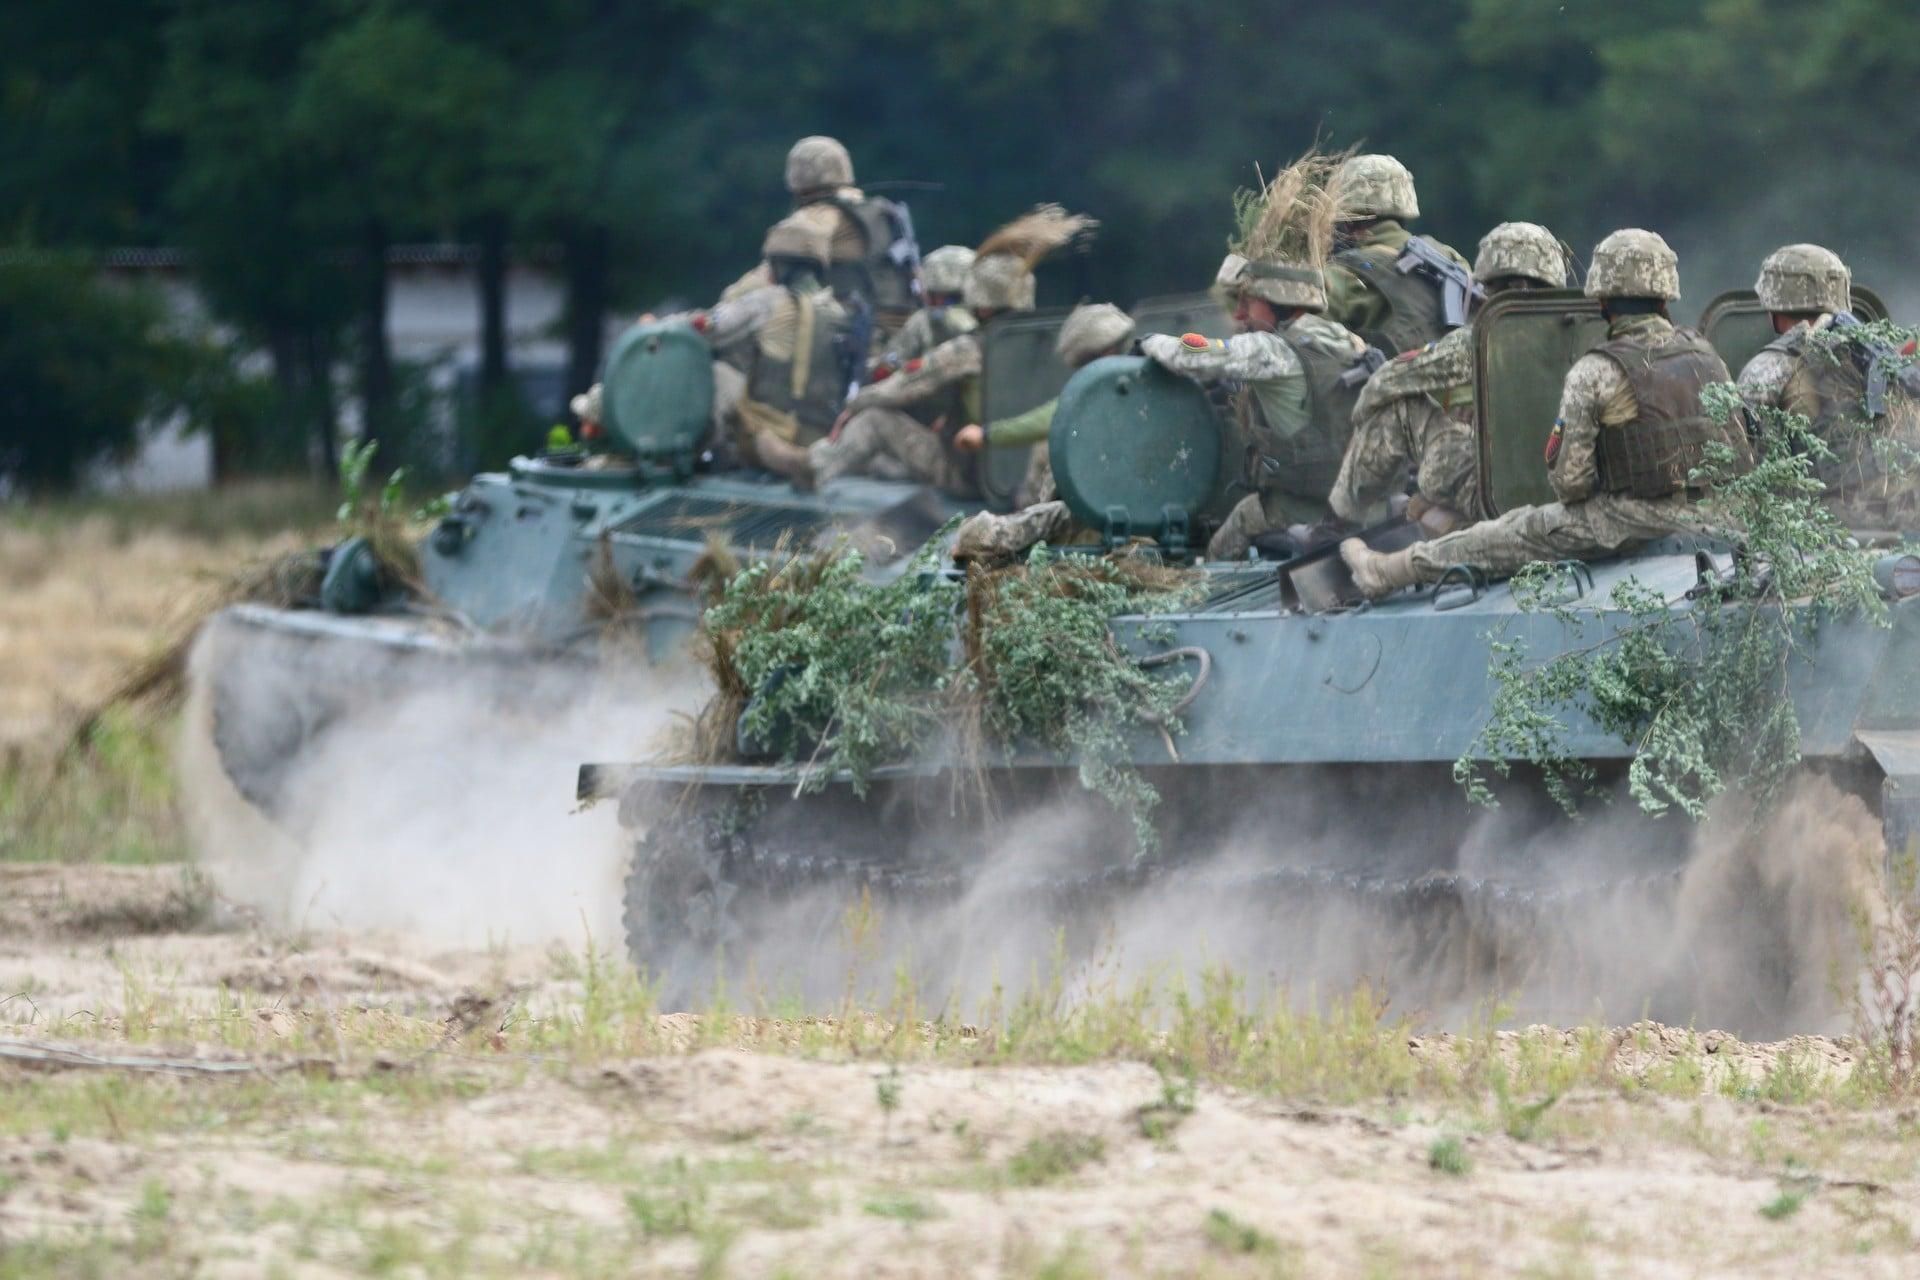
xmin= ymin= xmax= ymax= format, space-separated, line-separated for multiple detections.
xmin=1548 ymin=313 xmax=1671 ymax=504
xmin=846 ymin=331 xmax=982 ymax=425
xmin=1331 ymin=325 xmax=1480 ymax=520
xmin=890 ymin=305 xmax=978 ymax=364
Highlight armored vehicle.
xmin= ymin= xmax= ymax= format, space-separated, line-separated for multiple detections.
xmin=583 ymin=289 xmax=1920 ymax=1010
xmin=201 ymin=317 xmax=994 ymax=820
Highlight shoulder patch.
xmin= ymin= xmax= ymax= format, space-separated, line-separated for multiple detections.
xmin=1180 ymin=332 xmax=1210 ymax=350
xmin=1544 ymin=419 xmax=1564 ymax=466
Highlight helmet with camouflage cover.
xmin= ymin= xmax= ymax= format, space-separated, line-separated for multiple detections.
xmin=963 ymin=205 xmax=1096 ymax=312
xmin=1473 ymin=221 xmax=1569 ymax=288
xmin=1584 ymin=228 xmax=1680 ymax=301
xmin=1336 ymin=154 xmax=1418 ymax=221
xmin=1756 ymin=243 xmax=1851 ymax=315
xmin=761 ymin=213 xmax=831 ymax=268
xmin=920 ymin=245 xmax=975 ymax=296
xmin=1210 ymin=253 xmax=1248 ymax=307
xmin=785 ymin=136 xmax=854 ymax=196
xmin=1055 ymin=303 xmax=1135 ymax=367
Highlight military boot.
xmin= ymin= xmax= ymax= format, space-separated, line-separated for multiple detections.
xmin=1340 ymin=538 xmax=1419 ymax=599
xmin=746 ymin=428 xmax=816 ymax=492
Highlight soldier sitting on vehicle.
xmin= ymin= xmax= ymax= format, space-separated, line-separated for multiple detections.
xmin=1324 ymin=154 xmax=1473 ymax=356
xmin=1328 ymin=221 xmax=1572 ymax=537
xmin=748 ymin=206 xmax=1095 ymax=496
xmin=1737 ymin=243 xmax=1920 ymax=529
xmin=1139 ymin=150 xmax=1380 ymax=561
xmin=1342 ymin=229 xmax=1751 ymax=598
xmin=947 ymin=303 xmax=1138 ymax=562
xmin=719 ymin=136 xmax=920 ymax=343
xmin=882 ymin=245 xmax=979 ymax=368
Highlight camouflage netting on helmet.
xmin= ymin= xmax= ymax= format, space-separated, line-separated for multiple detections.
xmin=761 ymin=213 xmax=831 ymax=266
xmin=1055 ymin=302 xmax=1135 ymax=366
xmin=1336 ymin=153 xmax=1419 ymax=221
xmin=1757 ymin=243 xmax=1851 ymax=315
xmin=785 ymin=135 xmax=853 ymax=195
xmin=920 ymin=245 xmax=975 ymax=295
xmin=1585 ymin=228 xmax=1680 ymax=301
xmin=1227 ymin=149 xmax=1344 ymax=310
xmin=1474 ymin=221 xmax=1570 ymax=288
xmin=963 ymin=205 xmax=1097 ymax=311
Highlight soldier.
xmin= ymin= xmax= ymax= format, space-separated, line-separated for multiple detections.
xmin=947 ymin=303 xmax=1138 ymax=561
xmin=750 ymin=206 xmax=1094 ymax=495
xmin=1341 ymin=229 xmax=1750 ymax=598
xmin=1328 ymin=221 xmax=1571 ymax=536
xmin=1324 ymin=154 xmax=1472 ymax=356
xmin=700 ymin=214 xmax=857 ymax=465
xmin=885 ymin=245 xmax=979 ymax=367
xmin=1737 ymin=243 xmax=1919 ymax=526
xmin=1139 ymin=151 xmax=1378 ymax=560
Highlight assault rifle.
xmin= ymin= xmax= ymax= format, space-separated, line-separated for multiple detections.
xmin=839 ymin=296 xmax=874 ymax=403
xmin=1394 ymin=236 xmax=1485 ymax=330
xmin=889 ymin=200 xmax=924 ymax=305
xmin=1826 ymin=311 xmax=1920 ymax=418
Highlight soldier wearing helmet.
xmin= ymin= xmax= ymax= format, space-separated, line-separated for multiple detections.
xmin=947 ymin=303 xmax=1139 ymax=562
xmin=719 ymin=137 xmax=921 ymax=339
xmin=1324 ymin=154 xmax=1473 ymax=356
xmin=1737 ymin=244 xmax=1917 ymax=525
xmin=750 ymin=207 xmax=1094 ymax=495
xmin=1342 ymin=229 xmax=1750 ymax=598
xmin=1328 ymin=221 xmax=1571 ymax=536
xmin=692 ymin=214 xmax=858 ymax=465
xmin=1139 ymin=151 xmax=1378 ymax=560
xmin=883 ymin=246 xmax=980 ymax=368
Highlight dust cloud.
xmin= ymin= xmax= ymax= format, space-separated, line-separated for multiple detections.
xmin=181 ymin=607 xmax=1887 ymax=1039
xmin=179 ymin=611 xmax=704 ymax=948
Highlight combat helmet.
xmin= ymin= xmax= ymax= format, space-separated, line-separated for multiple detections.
xmin=1227 ymin=149 xmax=1342 ymax=311
xmin=1756 ymin=243 xmax=1851 ymax=315
xmin=1584 ymin=228 xmax=1680 ymax=301
xmin=761 ymin=213 xmax=831 ymax=269
xmin=963 ymin=205 xmax=1096 ymax=312
xmin=920 ymin=245 xmax=975 ymax=296
xmin=1473 ymin=221 xmax=1570 ymax=289
xmin=1055 ymin=302 xmax=1135 ymax=366
xmin=1336 ymin=153 xmax=1419 ymax=221
xmin=785 ymin=136 xmax=854 ymax=197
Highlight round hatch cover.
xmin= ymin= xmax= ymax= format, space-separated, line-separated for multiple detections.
xmin=1050 ymin=354 xmax=1223 ymax=539
xmin=602 ymin=320 xmax=713 ymax=461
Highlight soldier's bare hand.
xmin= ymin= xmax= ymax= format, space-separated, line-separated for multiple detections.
xmin=953 ymin=424 xmax=985 ymax=451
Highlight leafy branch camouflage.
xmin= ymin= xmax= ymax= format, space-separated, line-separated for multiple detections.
xmin=1457 ymin=384 xmax=1887 ymax=820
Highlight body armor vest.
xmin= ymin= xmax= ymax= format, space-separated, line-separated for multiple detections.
xmin=1764 ymin=328 xmax=1884 ymax=493
xmin=823 ymin=195 xmax=919 ymax=324
xmin=1240 ymin=327 xmax=1373 ymax=500
xmin=744 ymin=290 xmax=852 ymax=443
xmin=1333 ymin=237 xmax=1451 ymax=355
xmin=1591 ymin=327 xmax=1746 ymax=499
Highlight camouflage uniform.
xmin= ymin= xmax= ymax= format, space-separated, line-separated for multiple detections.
xmin=890 ymin=246 xmax=979 ymax=363
xmin=1329 ymin=221 xmax=1571 ymax=530
xmin=808 ymin=332 xmax=981 ymax=494
xmin=1738 ymin=244 xmax=1920 ymax=527
xmin=1142 ymin=313 xmax=1369 ymax=559
xmin=1323 ymin=155 xmax=1470 ymax=355
xmin=1344 ymin=230 xmax=1745 ymax=594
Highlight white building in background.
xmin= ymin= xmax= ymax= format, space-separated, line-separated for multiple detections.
xmin=87 ymin=245 xmax=585 ymax=493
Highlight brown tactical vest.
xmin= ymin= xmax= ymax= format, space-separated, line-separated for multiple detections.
xmin=1765 ymin=328 xmax=1883 ymax=493
xmin=744 ymin=290 xmax=852 ymax=443
xmin=1592 ymin=327 xmax=1747 ymax=499
xmin=822 ymin=194 xmax=919 ymax=326
xmin=1239 ymin=328 xmax=1373 ymax=500
xmin=1333 ymin=237 xmax=1452 ymax=356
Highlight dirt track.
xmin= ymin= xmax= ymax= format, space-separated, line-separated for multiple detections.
xmin=2 ymin=863 xmax=1916 ymax=1278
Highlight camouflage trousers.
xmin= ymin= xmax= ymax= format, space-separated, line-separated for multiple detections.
xmin=1018 ymin=447 xmax=1055 ymax=507
xmin=1207 ymin=489 xmax=1336 ymax=560
xmin=809 ymin=407 xmax=974 ymax=495
xmin=1407 ymin=492 xmax=1715 ymax=580
xmin=1328 ymin=396 xmax=1485 ymax=526
xmin=951 ymin=500 xmax=1087 ymax=562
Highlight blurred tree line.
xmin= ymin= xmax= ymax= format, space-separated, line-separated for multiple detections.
xmin=3 ymin=0 xmax=1914 ymax=490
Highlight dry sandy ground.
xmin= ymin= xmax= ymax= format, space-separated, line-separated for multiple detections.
xmin=1 ymin=864 xmax=1916 ymax=1279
